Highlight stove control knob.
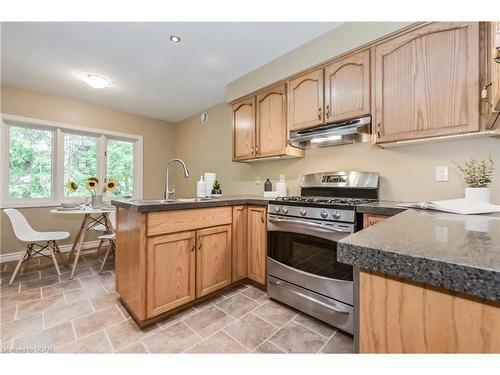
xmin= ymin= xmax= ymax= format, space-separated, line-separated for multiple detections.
xmin=282 ymin=206 xmax=289 ymax=214
xmin=320 ymin=210 xmax=328 ymax=219
xmin=332 ymin=211 xmax=341 ymax=219
xmin=299 ymin=208 xmax=307 ymax=217
xmin=273 ymin=205 xmax=281 ymax=213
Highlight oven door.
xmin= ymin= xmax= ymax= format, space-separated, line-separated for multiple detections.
xmin=267 ymin=214 xmax=354 ymax=305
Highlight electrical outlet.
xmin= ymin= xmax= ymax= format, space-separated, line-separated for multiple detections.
xmin=435 ymin=166 xmax=448 ymax=182
xmin=435 ymin=226 xmax=448 ymax=242
xmin=255 ymin=176 xmax=260 ymax=185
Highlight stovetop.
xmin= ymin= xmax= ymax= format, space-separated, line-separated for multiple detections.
xmin=275 ymin=196 xmax=375 ymax=207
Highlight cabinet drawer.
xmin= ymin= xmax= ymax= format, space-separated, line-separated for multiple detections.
xmin=363 ymin=214 xmax=387 ymax=227
xmin=147 ymin=207 xmax=232 ymax=236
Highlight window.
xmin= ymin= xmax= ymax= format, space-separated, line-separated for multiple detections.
xmin=8 ymin=126 xmax=53 ymax=199
xmin=1 ymin=114 xmax=143 ymax=207
xmin=106 ymin=139 xmax=134 ymax=198
xmin=64 ymin=133 xmax=98 ymax=197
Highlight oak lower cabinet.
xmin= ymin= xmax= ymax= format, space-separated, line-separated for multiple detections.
xmin=195 ymin=225 xmax=232 ymax=298
xmin=116 ymin=204 xmax=268 ymax=325
xmin=363 ymin=214 xmax=388 ymax=228
xmin=360 ymin=270 xmax=500 ymax=353
xmin=247 ymin=206 xmax=267 ymax=285
xmin=146 ymin=231 xmax=196 ymax=318
xmin=374 ymin=22 xmax=480 ymax=143
xmin=232 ymin=206 xmax=247 ymax=282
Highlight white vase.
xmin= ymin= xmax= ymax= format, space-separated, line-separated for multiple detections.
xmin=91 ymin=194 xmax=103 ymax=208
xmin=464 ymin=187 xmax=490 ymax=203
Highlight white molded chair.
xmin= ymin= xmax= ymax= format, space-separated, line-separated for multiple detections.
xmin=89 ymin=211 xmax=115 ymax=273
xmin=3 ymin=208 xmax=70 ymax=285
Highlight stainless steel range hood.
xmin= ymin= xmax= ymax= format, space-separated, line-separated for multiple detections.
xmin=288 ymin=116 xmax=371 ymax=149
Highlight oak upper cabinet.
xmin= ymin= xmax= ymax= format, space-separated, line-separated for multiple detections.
xmin=146 ymin=231 xmax=196 ymax=318
xmin=232 ymin=97 xmax=256 ymax=160
xmin=487 ymin=22 xmax=500 ymax=128
xmin=324 ymin=50 xmax=370 ymax=122
xmin=288 ymin=68 xmax=325 ymax=131
xmin=256 ymin=84 xmax=287 ymax=157
xmin=247 ymin=206 xmax=267 ymax=285
xmin=373 ymin=22 xmax=480 ymax=143
xmin=195 ymin=225 xmax=232 ymax=298
xmin=232 ymin=206 xmax=247 ymax=282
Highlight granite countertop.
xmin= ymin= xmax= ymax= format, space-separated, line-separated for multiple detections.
xmin=357 ymin=200 xmax=409 ymax=216
xmin=111 ymin=195 xmax=270 ymax=212
xmin=338 ymin=209 xmax=500 ymax=302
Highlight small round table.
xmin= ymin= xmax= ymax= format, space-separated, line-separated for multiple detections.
xmin=49 ymin=207 xmax=115 ymax=279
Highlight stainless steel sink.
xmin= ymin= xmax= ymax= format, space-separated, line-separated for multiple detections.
xmin=129 ymin=197 xmax=214 ymax=204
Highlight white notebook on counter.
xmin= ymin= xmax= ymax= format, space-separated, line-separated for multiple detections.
xmin=398 ymin=198 xmax=500 ymax=215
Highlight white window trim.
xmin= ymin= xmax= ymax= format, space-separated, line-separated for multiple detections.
xmin=1 ymin=113 xmax=143 ymax=208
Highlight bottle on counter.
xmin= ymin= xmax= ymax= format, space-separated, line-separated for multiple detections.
xmin=196 ymin=175 xmax=206 ymax=198
xmin=264 ymin=178 xmax=272 ymax=192
xmin=276 ymin=175 xmax=287 ymax=197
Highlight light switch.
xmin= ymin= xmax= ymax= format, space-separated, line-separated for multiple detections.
xmin=255 ymin=176 xmax=261 ymax=185
xmin=435 ymin=226 xmax=448 ymax=242
xmin=435 ymin=166 xmax=448 ymax=182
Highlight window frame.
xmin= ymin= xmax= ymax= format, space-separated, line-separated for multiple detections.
xmin=1 ymin=113 xmax=143 ymax=208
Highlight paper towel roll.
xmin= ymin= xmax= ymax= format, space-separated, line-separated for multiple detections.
xmin=276 ymin=181 xmax=287 ymax=197
xmin=204 ymin=172 xmax=216 ymax=196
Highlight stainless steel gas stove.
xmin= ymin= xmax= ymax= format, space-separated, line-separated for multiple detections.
xmin=266 ymin=171 xmax=379 ymax=335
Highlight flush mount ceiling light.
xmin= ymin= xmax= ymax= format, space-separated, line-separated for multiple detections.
xmin=80 ymin=73 xmax=112 ymax=89
xmin=169 ymin=35 xmax=181 ymax=43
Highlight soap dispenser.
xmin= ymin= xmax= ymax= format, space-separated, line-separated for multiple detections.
xmin=196 ymin=175 xmax=206 ymax=198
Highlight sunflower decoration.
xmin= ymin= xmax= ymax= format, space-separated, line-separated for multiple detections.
xmin=104 ymin=179 xmax=119 ymax=193
xmin=84 ymin=177 xmax=99 ymax=195
xmin=65 ymin=181 xmax=78 ymax=192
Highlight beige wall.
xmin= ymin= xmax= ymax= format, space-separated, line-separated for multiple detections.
xmin=1 ymin=85 xmax=176 ymax=256
xmin=226 ymin=22 xmax=414 ymax=101
xmin=172 ymin=103 xmax=500 ymax=204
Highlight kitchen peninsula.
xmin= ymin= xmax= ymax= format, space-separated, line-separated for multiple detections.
xmin=338 ymin=209 xmax=500 ymax=353
xmin=111 ymin=197 xmax=268 ymax=326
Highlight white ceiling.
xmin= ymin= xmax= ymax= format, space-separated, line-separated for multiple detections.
xmin=1 ymin=22 xmax=341 ymax=123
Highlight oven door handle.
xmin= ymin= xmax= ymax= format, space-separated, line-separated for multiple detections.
xmin=268 ymin=217 xmax=352 ymax=233
xmin=269 ymin=279 xmax=351 ymax=314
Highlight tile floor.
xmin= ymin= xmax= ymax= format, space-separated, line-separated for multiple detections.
xmin=0 ymin=252 xmax=354 ymax=354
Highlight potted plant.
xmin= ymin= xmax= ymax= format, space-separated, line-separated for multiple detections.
xmin=211 ymin=180 xmax=222 ymax=197
xmin=454 ymin=156 xmax=495 ymax=203
xmin=65 ymin=177 xmax=119 ymax=208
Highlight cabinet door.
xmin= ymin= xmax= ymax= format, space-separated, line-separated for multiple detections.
xmin=374 ymin=22 xmax=480 ymax=143
xmin=363 ymin=214 xmax=387 ymax=228
xmin=232 ymin=206 xmax=247 ymax=282
xmin=324 ymin=50 xmax=371 ymax=122
xmin=232 ymin=97 xmax=256 ymax=160
xmin=196 ymin=225 xmax=232 ymax=298
xmin=487 ymin=21 xmax=500 ymax=128
xmin=288 ymin=68 xmax=324 ymax=131
xmin=146 ymin=231 xmax=196 ymax=318
xmin=256 ymin=84 xmax=287 ymax=157
xmin=247 ymin=206 xmax=267 ymax=285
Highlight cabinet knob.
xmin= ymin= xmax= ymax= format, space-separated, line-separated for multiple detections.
xmin=325 ymin=105 xmax=330 ymax=119
xmin=197 ymin=237 xmax=202 ymax=250
xmin=376 ymin=122 xmax=382 ymax=139
xmin=481 ymin=82 xmax=493 ymax=107
xmin=191 ymin=237 xmax=196 ymax=251
xmin=261 ymin=211 xmax=265 ymax=223
xmin=318 ymin=107 xmax=322 ymax=120
xmin=494 ymin=49 xmax=500 ymax=64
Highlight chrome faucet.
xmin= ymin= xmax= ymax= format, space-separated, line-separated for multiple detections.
xmin=164 ymin=159 xmax=190 ymax=199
